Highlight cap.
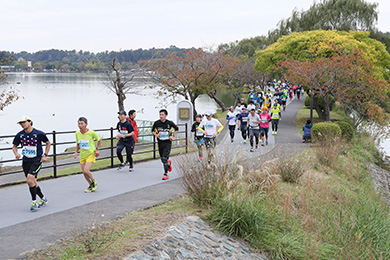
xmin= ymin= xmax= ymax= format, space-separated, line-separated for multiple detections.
xmin=17 ymin=115 xmax=31 ymax=124
xmin=205 ymin=111 xmax=213 ymax=116
xmin=118 ymin=110 xmax=126 ymax=116
xmin=196 ymin=114 xmax=202 ymax=118
xmin=230 ymin=106 xmax=235 ymax=109
xmin=242 ymin=107 xmax=247 ymax=110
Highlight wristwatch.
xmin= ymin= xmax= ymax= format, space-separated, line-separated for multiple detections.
xmin=44 ymin=153 xmax=48 ymax=156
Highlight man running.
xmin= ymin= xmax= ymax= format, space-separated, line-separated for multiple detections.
xmin=259 ymin=107 xmax=272 ymax=146
xmin=198 ymin=111 xmax=223 ymax=163
xmin=116 ymin=111 xmax=135 ymax=172
xmin=152 ymin=109 xmax=178 ymax=180
xmin=13 ymin=116 xmax=51 ymax=211
xmin=226 ymin=106 xmax=237 ymax=142
xmin=73 ymin=117 xmax=101 ymax=192
xmin=281 ymin=91 xmax=288 ymax=111
xmin=237 ymin=107 xmax=249 ymax=143
xmin=127 ymin=109 xmax=139 ymax=142
xmin=270 ymin=103 xmax=282 ymax=135
xmin=247 ymin=109 xmax=261 ymax=152
xmin=191 ymin=114 xmax=205 ymax=161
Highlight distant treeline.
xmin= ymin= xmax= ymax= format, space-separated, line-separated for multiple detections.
xmin=0 ymin=45 xmax=189 ymax=72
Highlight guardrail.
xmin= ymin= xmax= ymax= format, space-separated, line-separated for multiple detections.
xmin=0 ymin=123 xmax=188 ymax=178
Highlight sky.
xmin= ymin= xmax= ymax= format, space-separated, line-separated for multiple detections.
xmin=1 ymin=0 xmax=390 ymax=53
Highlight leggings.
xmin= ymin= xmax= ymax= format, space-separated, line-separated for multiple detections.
xmin=272 ymin=119 xmax=279 ymax=132
xmin=229 ymin=125 xmax=235 ymax=139
xmin=117 ymin=140 xmax=134 ymax=167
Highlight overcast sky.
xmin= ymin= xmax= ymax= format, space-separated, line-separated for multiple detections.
xmin=1 ymin=0 xmax=389 ymax=53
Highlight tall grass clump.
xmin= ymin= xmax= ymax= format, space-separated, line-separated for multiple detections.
xmin=274 ymin=158 xmax=305 ymax=183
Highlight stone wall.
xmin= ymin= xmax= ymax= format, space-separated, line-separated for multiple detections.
xmin=369 ymin=164 xmax=390 ymax=205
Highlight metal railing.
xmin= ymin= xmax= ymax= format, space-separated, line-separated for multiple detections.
xmin=0 ymin=123 xmax=188 ymax=178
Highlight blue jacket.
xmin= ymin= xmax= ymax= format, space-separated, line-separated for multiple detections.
xmin=303 ymin=124 xmax=312 ymax=137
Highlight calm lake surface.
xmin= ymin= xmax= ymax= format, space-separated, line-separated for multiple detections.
xmin=0 ymin=72 xmax=218 ymax=164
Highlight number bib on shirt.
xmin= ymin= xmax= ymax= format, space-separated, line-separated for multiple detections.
xmin=196 ymin=129 xmax=204 ymax=136
xmin=120 ymin=130 xmax=128 ymax=135
xmin=79 ymin=139 xmax=90 ymax=150
xmin=22 ymin=146 xmax=37 ymax=158
xmin=160 ymin=132 xmax=170 ymax=140
xmin=273 ymin=113 xmax=279 ymax=118
xmin=262 ymin=118 xmax=267 ymax=123
xmin=242 ymin=117 xmax=247 ymax=122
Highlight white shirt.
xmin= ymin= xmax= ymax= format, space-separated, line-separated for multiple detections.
xmin=227 ymin=111 xmax=237 ymax=126
xmin=247 ymin=104 xmax=256 ymax=111
xmin=199 ymin=118 xmax=222 ymax=138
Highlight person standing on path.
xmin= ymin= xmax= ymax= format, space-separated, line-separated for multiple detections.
xmin=191 ymin=114 xmax=205 ymax=161
xmin=237 ymin=107 xmax=249 ymax=143
xmin=226 ymin=106 xmax=237 ymax=142
xmin=152 ymin=109 xmax=178 ymax=180
xmin=247 ymin=109 xmax=261 ymax=152
xmin=197 ymin=111 xmax=223 ymax=163
xmin=259 ymin=107 xmax=272 ymax=146
xmin=116 ymin=111 xmax=135 ymax=172
xmin=127 ymin=109 xmax=139 ymax=143
xmin=73 ymin=117 xmax=101 ymax=193
xmin=12 ymin=116 xmax=51 ymax=211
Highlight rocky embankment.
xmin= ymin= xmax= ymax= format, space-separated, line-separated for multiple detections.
xmin=125 ymin=216 xmax=268 ymax=260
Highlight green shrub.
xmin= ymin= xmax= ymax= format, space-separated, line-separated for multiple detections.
xmin=304 ymin=95 xmax=334 ymax=110
xmin=311 ymin=122 xmax=341 ymax=142
xmin=334 ymin=121 xmax=354 ymax=141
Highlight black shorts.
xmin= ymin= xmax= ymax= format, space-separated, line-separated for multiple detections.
xmin=22 ymin=161 xmax=43 ymax=178
xmin=260 ymin=127 xmax=269 ymax=136
xmin=281 ymin=100 xmax=287 ymax=105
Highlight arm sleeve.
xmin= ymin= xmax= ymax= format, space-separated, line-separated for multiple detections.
xmin=191 ymin=123 xmax=196 ymax=132
xmin=217 ymin=124 xmax=224 ymax=133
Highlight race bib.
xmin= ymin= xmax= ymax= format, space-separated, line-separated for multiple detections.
xmin=273 ymin=113 xmax=279 ymax=118
xmin=120 ymin=130 xmax=128 ymax=135
xmin=79 ymin=139 xmax=90 ymax=150
xmin=205 ymin=124 xmax=214 ymax=129
xmin=22 ymin=146 xmax=37 ymax=158
xmin=262 ymin=118 xmax=267 ymax=123
xmin=242 ymin=117 xmax=247 ymax=122
xmin=160 ymin=132 xmax=169 ymax=140
xmin=249 ymin=120 xmax=253 ymax=125
xmin=196 ymin=129 xmax=204 ymax=136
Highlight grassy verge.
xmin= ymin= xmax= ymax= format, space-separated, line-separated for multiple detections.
xmin=181 ymin=106 xmax=390 ymax=259
xmin=26 ymin=195 xmax=209 ymax=260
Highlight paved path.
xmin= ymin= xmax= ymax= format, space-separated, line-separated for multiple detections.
xmin=0 ymin=96 xmax=305 ymax=260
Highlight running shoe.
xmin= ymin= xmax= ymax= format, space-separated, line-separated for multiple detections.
xmin=250 ymin=148 xmax=254 ymax=152
xmin=30 ymin=201 xmax=39 ymax=211
xmin=117 ymin=163 xmax=126 ymax=170
xmin=85 ymin=186 xmax=92 ymax=193
xmin=168 ymin=160 xmax=172 ymax=172
xmin=243 ymin=139 xmax=246 ymax=144
xmin=129 ymin=167 xmax=133 ymax=172
xmin=272 ymin=131 xmax=275 ymax=135
xmin=38 ymin=197 xmax=48 ymax=208
xmin=255 ymin=145 xmax=258 ymax=150
xmin=198 ymin=156 xmax=203 ymax=161
xmin=91 ymin=180 xmax=97 ymax=192
xmin=275 ymin=131 xmax=278 ymax=135
xmin=266 ymin=140 xmax=268 ymax=145
xmin=162 ymin=174 xmax=169 ymax=180
xmin=261 ymin=143 xmax=265 ymax=146
xmin=231 ymin=139 xmax=234 ymax=143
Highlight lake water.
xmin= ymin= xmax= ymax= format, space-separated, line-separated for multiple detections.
xmin=0 ymin=72 xmax=218 ymax=164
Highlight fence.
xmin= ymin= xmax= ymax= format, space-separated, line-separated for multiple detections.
xmin=0 ymin=122 xmax=188 ymax=179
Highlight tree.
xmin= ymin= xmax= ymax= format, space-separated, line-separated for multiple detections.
xmin=277 ymin=50 xmax=390 ymax=124
xmin=0 ymin=71 xmax=20 ymax=111
xmin=105 ymin=58 xmax=141 ymax=111
xmin=255 ymin=30 xmax=390 ymax=80
xmin=145 ymin=49 xmax=232 ymax=117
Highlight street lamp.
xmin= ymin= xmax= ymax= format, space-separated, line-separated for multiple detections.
xmin=297 ymin=51 xmax=314 ymax=123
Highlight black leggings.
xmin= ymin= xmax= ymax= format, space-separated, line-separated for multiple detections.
xmin=117 ymin=140 xmax=134 ymax=167
xmin=272 ymin=119 xmax=279 ymax=132
xmin=158 ymin=141 xmax=172 ymax=174
xmin=229 ymin=125 xmax=235 ymax=139
xmin=240 ymin=125 xmax=247 ymax=139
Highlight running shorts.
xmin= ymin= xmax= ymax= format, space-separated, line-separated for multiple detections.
xmin=80 ymin=153 xmax=96 ymax=164
xmin=22 ymin=161 xmax=43 ymax=177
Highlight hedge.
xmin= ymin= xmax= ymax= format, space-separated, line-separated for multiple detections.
xmin=335 ymin=121 xmax=354 ymax=141
xmin=311 ymin=122 xmax=342 ymax=142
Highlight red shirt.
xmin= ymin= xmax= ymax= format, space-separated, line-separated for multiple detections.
xmin=126 ymin=117 xmax=139 ymax=142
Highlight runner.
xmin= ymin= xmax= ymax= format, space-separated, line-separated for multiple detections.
xmin=237 ymin=107 xmax=249 ymax=143
xmin=249 ymin=90 xmax=256 ymax=103
xmin=240 ymin=98 xmax=247 ymax=108
xmin=191 ymin=114 xmax=205 ymax=161
xmin=247 ymin=101 xmax=256 ymax=111
xmin=270 ymin=103 xmax=282 ymax=135
xmin=247 ymin=109 xmax=261 ymax=152
xmin=296 ymin=85 xmax=302 ymax=100
xmin=152 ymin=109 xmax=178 ymax=180
xmin=73 ymin=117 xmax=101 ymax=193
xmin=127 ymin=109 xmax=139 ymax=143
xmin=259 ymin=107 xmax=272 ymax=146
xmin=235 ymin=102 xmax=243 ymax=115
xmin=281 ymin=91 xmax=288 ymax=111
xmin=264 ymin=94 xmax=272 ymax=110
xmin=12 ymin=116 xmax=51 ymax=211
xmin=226 ymin=106 xmax=237 ymax=142
xmin=197 ymin=111 xmax=223 ymax=163
xmin=116 ymin=111 xmax=135 ymax=172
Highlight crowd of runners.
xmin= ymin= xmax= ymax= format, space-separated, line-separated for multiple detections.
xmin=11 ymin=79 xmax=307 ymax=212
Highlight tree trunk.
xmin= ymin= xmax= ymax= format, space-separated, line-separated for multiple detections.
xmin=313 ymin=96 xmax=326 ymax=121
xmin=208 ymin=88 xmax=227 ymax=112
xmin=322 ymin=95 xmax=331 ymax=121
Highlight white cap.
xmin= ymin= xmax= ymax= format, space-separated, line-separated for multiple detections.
xmin=17 ymin=115 xmax=31 ymax=124
xmin=204 ymin=111 xmax=213 ymax=116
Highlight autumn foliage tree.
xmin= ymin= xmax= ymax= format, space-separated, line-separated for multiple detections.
xmin=0 ymin=71 xmax=20 ymax=111
xmin=277 ymin=50 xmax=390 ymax=125
xmin=146 ymin=49 xmax=235 ymax=117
